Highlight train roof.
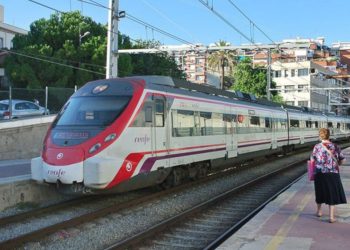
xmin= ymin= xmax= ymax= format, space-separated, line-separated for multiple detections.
xmin=129 ymin=75 xmax=338 ymax=116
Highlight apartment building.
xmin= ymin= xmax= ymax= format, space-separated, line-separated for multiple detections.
xmin=0 ymin=5 xmax=28 ymax=87
xmin=272 ymin=60 xmax=346 ymax=113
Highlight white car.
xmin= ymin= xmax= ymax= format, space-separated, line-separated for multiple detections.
xmin=0 ymin=99 xmax=49 ymax=119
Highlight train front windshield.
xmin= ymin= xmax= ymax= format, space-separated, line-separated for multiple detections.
xmin=55 ymin=96 xmax=130 ymax=127
xmin=51 ymin=96 xmax=130 ymax=146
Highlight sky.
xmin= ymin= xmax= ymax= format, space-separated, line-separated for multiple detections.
xmin=1 ymin=0 xmax=350 ymax=47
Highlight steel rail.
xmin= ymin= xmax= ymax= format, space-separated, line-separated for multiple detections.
xmin=104 ymin=158 xmax=307 ymax=250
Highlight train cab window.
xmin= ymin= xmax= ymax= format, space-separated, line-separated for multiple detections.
xmin=155 ymin=99 xmax=164 ymax=127
xmin=327 ymin=122 xmax=333 ymax=128
xmin=145 ymin=107 xmax=153 ymax=123
xmin=290 ymin=119 xmax=299 ymax=128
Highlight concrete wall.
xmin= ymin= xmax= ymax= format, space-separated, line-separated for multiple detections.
xmin=0 ymin=178 xmax=70 ymax=211
xmin=0 ymin=116 xmax=55 ymax=160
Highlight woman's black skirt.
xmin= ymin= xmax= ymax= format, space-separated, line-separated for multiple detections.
xmin=314 ymin=172 xmax=347 ymax=205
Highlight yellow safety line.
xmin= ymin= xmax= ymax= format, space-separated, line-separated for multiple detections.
xmin=264 ymin=193 xmax=312 ymax=250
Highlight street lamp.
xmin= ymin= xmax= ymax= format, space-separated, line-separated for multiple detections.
xmin=79 ymin=31 xmax=90 ymax=46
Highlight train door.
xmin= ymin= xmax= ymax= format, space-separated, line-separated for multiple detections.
xmin=225 ymin=112 xmax=237 ymax=158
xmin=300 ymin=118 xmax=305 ymax=144
xmin=152 ymin=95 xmax=168 ymax=157
xmin=270 ymin=115 xmax=277 ymax=149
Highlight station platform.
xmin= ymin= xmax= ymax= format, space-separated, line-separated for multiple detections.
xmin=217 ymin=148 xmax=350 ymax=250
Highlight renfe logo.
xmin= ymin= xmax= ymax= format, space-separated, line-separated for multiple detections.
xmin=57 ymin=153 xmax=64 ymax=159
xmin=134 ymin=135 xmax=150 ymax=145
xmin=47 ymin=169 xmax=66 ymax=178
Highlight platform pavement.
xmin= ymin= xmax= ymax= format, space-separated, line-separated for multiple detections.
xmin=0 ymin=158 xmax=69 ymax=212
xmin=217 ymin=148 xmax=350 ymax=250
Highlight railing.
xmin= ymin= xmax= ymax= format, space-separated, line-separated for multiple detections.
xmin=0 ymin=86 xmax=76 ymax=119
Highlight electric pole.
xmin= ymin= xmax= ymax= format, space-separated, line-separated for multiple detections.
xmin=106 ymin=0 xmax=119 ymax=78
xmin=266 ymin=48 xmax=271 ymax=100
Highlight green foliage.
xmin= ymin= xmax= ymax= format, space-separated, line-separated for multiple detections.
xmin=130 ymin=40 xmax=185 ymax=79
xmin=4 ymin=12 xmax=185 ymax=89
xmin=207 ymin=40 xmax=237 ymax=89
xmin=230 ymin=57 xmax=282 ymax=102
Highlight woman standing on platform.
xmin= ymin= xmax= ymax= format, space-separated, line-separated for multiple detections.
xmin=311 ymin=128 xmax=347 ymax=223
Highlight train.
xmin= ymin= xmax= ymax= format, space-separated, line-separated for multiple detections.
xmin=31 ymin=75 xmax=350 ymax=194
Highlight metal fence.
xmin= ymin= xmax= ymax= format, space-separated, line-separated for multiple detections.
xmin=0 ymin=86 xmax=76 ymax=118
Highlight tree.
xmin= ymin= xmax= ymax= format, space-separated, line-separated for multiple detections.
xmin=5 ymin=11 xmax=108 ymax=88
xmin=230 ymin=57 xmax=283 ymax=102
xmin=207 ymin=40 xmax=237 ymax=89
xmin=130 ymin=39 xmax=185 ymax=79
xmin=4 ymin=11 xmax=184 ymax=89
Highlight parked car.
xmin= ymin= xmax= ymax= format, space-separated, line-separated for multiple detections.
xmin=0 ymin=99 xmax=49 ymax=119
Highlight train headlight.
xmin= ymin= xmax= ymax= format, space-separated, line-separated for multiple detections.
xmin=89 ymin=143 xmax=101 ymax=154
xmin=104 ymin=133 xmax=117 ymax=142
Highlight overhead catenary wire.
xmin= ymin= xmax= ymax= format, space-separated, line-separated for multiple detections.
xmin=197 ymin=0 xmax=266 ymax=49
xmin=226 ymin=0 xmax=277 ymax=45
xmin=77 ymin=0 xmax=195 ymax=46
xmin=2 ymin=49 xmax=105 ymax=76
xmin=18 ymin=0 xmax=169 ymax=75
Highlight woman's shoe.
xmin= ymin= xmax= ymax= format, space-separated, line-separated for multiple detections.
xmin=316 ymin=212 xmax=322 ymax=217
xmin=329 ymin=218 xmax=336 ymax=223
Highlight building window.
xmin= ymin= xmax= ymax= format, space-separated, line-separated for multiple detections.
xmin=284 ymin=70 xmax=288 ymax=77
xmin=285 ymin=85 xmax=295 ymax=93
xmin=274 ymin=70 xmax=281 ymax=78
xmin=298 ymin=85 xmax=308 ymax=92
xmin=298 ymin=101 xmax=308 ymax=107
xmin=291 ymin=69 xmax=295 ymax=77
xmin=0 ymin=38 xmax=3 ymax=48
xmin=196 ymin=67 xmax=203 ymax=73
xmin=285 ymin=101 xmax=294 ymax=106
xmin=298 ymin=68 xmax=309 ymax=76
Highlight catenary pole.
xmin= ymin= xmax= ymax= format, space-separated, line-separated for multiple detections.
xmin=106 ymin=0 xmax=119 ymax=79
xmin=267 ymin=48 xmax=271 ymax=100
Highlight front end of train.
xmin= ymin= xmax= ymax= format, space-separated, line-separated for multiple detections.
xmin=31 ymin=78 xmax=144 ymax=194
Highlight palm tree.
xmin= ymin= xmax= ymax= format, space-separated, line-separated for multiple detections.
xmin=207 ymin=40 xmax=237 ymax=89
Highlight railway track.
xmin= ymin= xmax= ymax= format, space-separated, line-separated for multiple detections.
xmin=105 ymin=157 xmax=306 ymax=250
xmin=2 ymin=144 xmax=346 ymax=249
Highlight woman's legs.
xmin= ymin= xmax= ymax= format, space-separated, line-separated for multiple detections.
xmin=329 ymin=205 xmax=336 ymax=222
xmin=316 ymin=203 xmax=322 ymax=217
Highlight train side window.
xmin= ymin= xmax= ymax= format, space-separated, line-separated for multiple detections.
xmin=290 ymin=119 xmax=299 ymax=128
xmin=327 ymin=122 xmax=333 ymax=128
xmin=212 ymin=113 xmax=225 ymax=135
xmin=306 ymin=120 xmax=312 ymax=128
xmin=155 ymin=99 xmax=164 ymax=127
xmin=265 ymin=117 xmax=271 ymax=128
xmin=250 ymin=116 xmax=260 ymax=127
xmin=280 ymin=119 xmax=287 ymax=130
xmin=200 ymin=111 xmax=213 ymax=135
xmin=337 ymin=123 xmax=340 ymax=129
xmin=314 ymin=121 xmax=319 ymax=128
xmin=223 ymin=114 xmax=236 ymax=134
xmin=172 ymin=110 xmax=195 ymax=137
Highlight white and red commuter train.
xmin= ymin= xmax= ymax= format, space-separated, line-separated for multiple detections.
xmin=31 ymin=76 xmax=350 ymax=194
